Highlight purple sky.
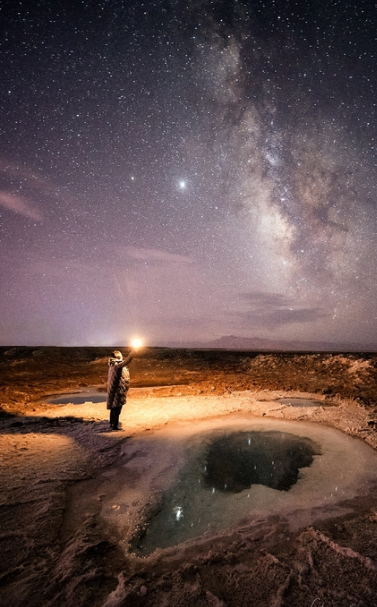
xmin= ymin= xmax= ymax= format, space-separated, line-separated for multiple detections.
xmin=1 ymin=1 xmax=377 ymax=346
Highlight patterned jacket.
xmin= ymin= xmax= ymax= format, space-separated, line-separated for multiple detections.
xmin=106 ymin=351 xmax=134 ymax=410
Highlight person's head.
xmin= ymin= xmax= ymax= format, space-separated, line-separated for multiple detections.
xmin=111 ymin=350 xmax=123 ymax=362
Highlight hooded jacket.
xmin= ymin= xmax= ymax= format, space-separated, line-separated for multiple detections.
xmin=107 ymin=351 xmax=134 ymax=410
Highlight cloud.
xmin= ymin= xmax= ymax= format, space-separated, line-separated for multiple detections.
xmin=241 ymin=292 xmax=292 ymax=307
xmin=235 ymin=291 xmax=328 ymax=329
xmin=0 ymin=191 xmax=43 ymax=221
xmin=0 ymin=157 xmax=76 ymax=223
xmin=124 ymin=247 xmax=194 ymax=266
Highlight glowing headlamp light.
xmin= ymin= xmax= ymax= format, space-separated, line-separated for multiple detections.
xmin=131 ymin=338 xmax=143 ymax=350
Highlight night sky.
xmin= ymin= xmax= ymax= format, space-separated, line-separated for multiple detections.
xmin=1 ymin=0 xmax=377 ymax=347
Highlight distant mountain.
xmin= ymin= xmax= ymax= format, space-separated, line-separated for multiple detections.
xmin=163 ymin=335 xmax=377 ymax=352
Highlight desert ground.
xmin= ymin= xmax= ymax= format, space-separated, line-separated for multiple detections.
xmin=1 ymin=346 xmax=377 ymax=606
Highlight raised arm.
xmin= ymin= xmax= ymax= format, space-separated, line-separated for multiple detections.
xmin=118 ymin=349 xmax=135 ymax=367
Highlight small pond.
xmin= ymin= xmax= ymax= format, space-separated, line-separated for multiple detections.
xmin=47 ymin=390 xmax=106 ymax=405
xmin=63 ymin=415 xmax=377 ymax=557
xmin=277 ymin=398 xmax=335 ymax=407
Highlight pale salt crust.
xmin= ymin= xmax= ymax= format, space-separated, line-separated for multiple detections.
xmin=2 ymin=389 xmax=377 ymax=606
xmin=57 ymin=396 xmax=377 ymax=555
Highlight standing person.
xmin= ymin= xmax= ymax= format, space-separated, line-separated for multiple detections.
xmin=107 ymin=349 xmax=135 ymax=431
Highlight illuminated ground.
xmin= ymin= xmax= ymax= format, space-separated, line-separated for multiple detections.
xmin=1 ymin=347 xmax=377 ymax=606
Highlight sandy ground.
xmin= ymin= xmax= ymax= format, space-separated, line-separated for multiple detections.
xmin=1 ymin=347 xmax=377 ymax=606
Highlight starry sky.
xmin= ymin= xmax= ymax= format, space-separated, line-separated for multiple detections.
xmin=1 ymin=0 xmax=377 ymax=347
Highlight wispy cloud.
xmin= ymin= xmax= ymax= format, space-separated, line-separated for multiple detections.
xmin=0 ymin=157 xmax=76 ymax=222
xmin=236 ymin=291 xmax=328 ymax=328
xmin=124 ymin=246 xmax=194 ymax=265
xmin=0 ymin=191 xmax=43 ymax=221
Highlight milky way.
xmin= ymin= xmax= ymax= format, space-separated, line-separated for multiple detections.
xmin=1 ymin=0 xmax=377 ymax=346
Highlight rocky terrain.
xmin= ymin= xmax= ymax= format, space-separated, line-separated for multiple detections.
xmin=1 ymin=346 xmax=377 ymax=606
xmin=2 ymin=346 xmax=377 ymax=411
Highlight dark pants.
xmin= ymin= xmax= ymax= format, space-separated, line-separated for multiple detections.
xmin=110 ymin=406 xmax=122 ymax=428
